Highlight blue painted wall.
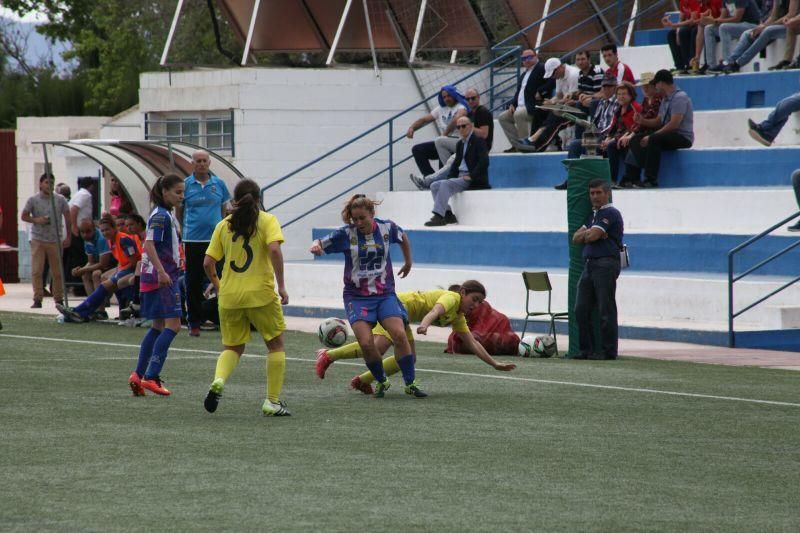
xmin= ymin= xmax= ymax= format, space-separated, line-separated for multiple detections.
xmin=489 ymin=148 xmax=800 ymax=188
xmin=312 ymin=228 xmax=800 ymax=276
xmin=633 ymin=29 xmax=669 ymax=46
xmin=676 ymin=70 xmax=800 ymax=110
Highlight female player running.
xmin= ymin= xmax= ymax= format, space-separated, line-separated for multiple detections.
xmin=202 ymin=179 xmax=291 ymax=416
xmin=128 ymin=174 xmax=185 ymax=397
xmin=309 ymin=194 xmax=425 ymax=398
xmin=316 ymin=281 xmax=516 ymax=393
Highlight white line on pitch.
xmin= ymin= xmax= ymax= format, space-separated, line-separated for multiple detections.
xmin=2 ymin=333 xmax=799 ymax=408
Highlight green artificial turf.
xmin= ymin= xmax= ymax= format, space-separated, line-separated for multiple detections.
xmin=0 ymin=313 xmax=798 ymax=531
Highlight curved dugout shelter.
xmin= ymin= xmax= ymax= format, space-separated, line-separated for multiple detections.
xmin=32 ymin=140 xmax=244 ymax=216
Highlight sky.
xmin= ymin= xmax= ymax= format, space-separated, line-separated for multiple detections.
xmin=0 ymin=7 xmax=48 ymax=23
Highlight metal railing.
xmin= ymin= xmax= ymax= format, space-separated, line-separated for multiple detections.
xmin=261 ymin=0 xmax=668 ymax=229
xmin=727 ymin=210 xmax=800 ymax=347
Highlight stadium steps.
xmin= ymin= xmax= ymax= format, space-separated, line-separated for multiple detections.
xmin=283 ymin=261 xmax=800 ymax=345
xmin=486 ymin=147 xmax=800 ymax=188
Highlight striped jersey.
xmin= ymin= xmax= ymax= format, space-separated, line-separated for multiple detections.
xmin=140 ymin=206 xmax=182 ymax=293
xmin=320 ymin=218 xmax=405 ymax=297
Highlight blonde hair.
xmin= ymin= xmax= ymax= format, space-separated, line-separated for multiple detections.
xmin=341 ymin=194 xmax=382 ymax=224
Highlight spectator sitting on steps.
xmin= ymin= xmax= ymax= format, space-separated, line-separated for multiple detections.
xmin=424 ymin=116 xmax=490 ymax=227
xmin=410 ymin=87 xmax=493 ymax=190
xmin=406 ymin=85 xmax=468 ymax=177
xmin=748 ymin=90 xmax=800 ymax=147
xmin=723 ymin=0 xmax=799 ymax=73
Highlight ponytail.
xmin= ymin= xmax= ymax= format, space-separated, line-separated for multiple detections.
xmin=150 ymin=173 xmax=184 ymax=209
xmin=228 ymin=179 xmax=261 ymax=240
xmin=449 ymin=279 xmax=486 ymax=297
xmin=341 ymin=194 xmax=381 ymax=225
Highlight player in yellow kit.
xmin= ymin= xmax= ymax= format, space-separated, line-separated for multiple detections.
xmin=202 ymin=179 xmax=290 ymax=416
xmin=315 ymin=280 xmax=516 ymax=393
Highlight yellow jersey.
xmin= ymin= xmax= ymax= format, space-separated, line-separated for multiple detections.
xmin=399 ymin=289 xmax=469 ymax=333
xmin=206 ymin=211 xmax=284 ymax=309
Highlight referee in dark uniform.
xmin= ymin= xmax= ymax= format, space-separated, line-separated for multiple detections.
xmin=572 ymin=179 xmax=624 ymax=360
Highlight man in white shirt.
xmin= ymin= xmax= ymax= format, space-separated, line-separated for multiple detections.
xmin=519 ymin=58 xmax=582 ymax=151
xmin=406 ymin=86 xmax=468 ymax=177
xmin=69 ymin=177 xmax=96 ymax=236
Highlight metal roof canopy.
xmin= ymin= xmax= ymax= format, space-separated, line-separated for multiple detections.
xmin=32 ymin=140 xmax=244 ymax=216
xmin=161 ymin=0 xmax=664 ymax=66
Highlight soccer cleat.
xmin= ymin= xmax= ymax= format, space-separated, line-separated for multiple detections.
xmin=404 ymin=381 xmax=428 ymax=398
xmin=262 ymin=399 xmax=291 ymax=416
xmin=204 ymin=378 xmax=224 ymax=413
xmin=315 ymin=349 xmax=333 ymax=379
xmin=128 ymin=372 xmax=146 ymax=397
xmin=55 ymin=303 xmax=85 ymax=323
xmin=141 ymin=376 xmax=171 ymax=396
xmin=349 ymin=375 xmax=374 ymax=395
xmin=373 ymin=380 xmax=390 ymax=398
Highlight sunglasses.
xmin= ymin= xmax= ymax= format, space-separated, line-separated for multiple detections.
xmin=456 ymin=124 xmax=470 ymax=129
xmin=521 ymin=55 xmax=535 ymax=60
xmin=466 ymin=96 xmax=479 ymax=101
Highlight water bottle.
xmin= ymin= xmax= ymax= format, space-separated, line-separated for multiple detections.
xmin=753 ymin=62 xmax=760 ymax=72
xmin=56 ymin=314 xmax=65 ymax=324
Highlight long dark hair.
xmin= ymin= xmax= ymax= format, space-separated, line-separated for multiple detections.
xmin=448 ymin=280 xmax=486 ymax=297
xmin=150 ymin=173 xmax=184 ymax=209
xmin=228 ymin=179 xmax=261 ymax=241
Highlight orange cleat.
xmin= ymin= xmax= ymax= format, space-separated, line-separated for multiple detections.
xmin=315 ymin=349 xmax=333 ymax=379
xmin=128 ymin=372 xmax=146 ymax=397
xmin=141 ymin=376 xmax=171 ymax=396
xmin=350 ymin=375 xmax=374 ymax=395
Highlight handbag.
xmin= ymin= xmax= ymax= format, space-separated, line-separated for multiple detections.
xmin=619 ymin=244 xmax=630 ymax=269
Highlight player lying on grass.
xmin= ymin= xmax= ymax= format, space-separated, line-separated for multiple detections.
xmin=128 ymin=174 xmax=185 ymax=396
xmin=310 ymin=194 xmax=425 ymax=398
xmin=202 ymin=179 xmax=291 ymax=417
xmin=57 ymin=214 xmax=141 ymax=322
xmin=316 ymin=280 xmax=517 ymax=394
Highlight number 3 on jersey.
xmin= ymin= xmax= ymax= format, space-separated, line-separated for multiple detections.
xmin=230 ymin=235 xmax=253 ymax=273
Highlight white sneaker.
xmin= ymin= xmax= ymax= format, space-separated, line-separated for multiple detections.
xmin=118 ymin=317 xmax=138 ymax=327
xmin=261 ymin=399 xmax=291 ymax=417
xmin=409 ymin=173 xmax=426 ymax=191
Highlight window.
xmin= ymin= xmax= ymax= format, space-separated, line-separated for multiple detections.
xmin=145 ymin=111 xmax=234 ymax=154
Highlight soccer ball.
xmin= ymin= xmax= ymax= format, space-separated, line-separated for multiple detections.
xmin=318 ymin=317 xmax=348 ymax=348
xmin=518 ymin=335 xmax=536 ymax=357
xmin=532 ymin=335 xmax=557 ymax=358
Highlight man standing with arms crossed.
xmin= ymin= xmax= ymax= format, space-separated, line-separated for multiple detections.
xmin=176 ymin=150 xmax=231 ymax=337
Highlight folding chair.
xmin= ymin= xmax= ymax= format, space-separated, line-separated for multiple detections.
xmin=521 ymin=271 xmax=569 ymax=354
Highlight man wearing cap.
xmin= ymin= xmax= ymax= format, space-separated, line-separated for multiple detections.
xmin=623 ymin=69 xmax=693 ymax=188
xmin=519 ymin=57 xmax=581 ymax=151
xmin=498 ymin=49 xmax=554 ymax=152
xmin=553 ymin=75 xmax=620 ymax=190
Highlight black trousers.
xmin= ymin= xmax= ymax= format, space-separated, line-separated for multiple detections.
xmin=626 ymin=131 xmax=692 ymax=183
xmin=412 ymin=141 xmax=440 ymax=176
xmin=667 ymin=27 xmax=697 ymax=70
xmin=575 ymin=256 xmax=621 ymax=358
xmin=184 ymin=241 xmax=210 ymax=327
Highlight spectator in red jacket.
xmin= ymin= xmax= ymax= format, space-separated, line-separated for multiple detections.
xmin=603 ymin=82 xmax=642 ymax=186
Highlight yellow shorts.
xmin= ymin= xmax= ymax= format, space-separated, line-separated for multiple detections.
xmin=372 ymin=322 xmax=414 ymax=344
xmin=219 ymin=298 xmax=286 ymax=346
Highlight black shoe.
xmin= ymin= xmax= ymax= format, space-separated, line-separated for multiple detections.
xmin=588 ymin=353 xmax=617 ymax=360
xmin=787 ymin=221 xmax=800 ymax=232
xmin=748 ymin=119 xmax=774 ymax=147
xmin=617 ymin=180 xmax=634 ymax=189
xmin=424 ymin=214 xmax=447 ymax=227
xmin=723 ymin=62 xmax=740 ymax=74
xmin=30 ymin=300 xmax=42 ymax=309
xmin=640 ymin=180 xmax=659 ymax=188
xmin=769 ymin=59 xmax=791 ymax=71
xmin=554 ymin=180 xmax=568 ymax=190
xmin=696 ymin=64 xmax=709 ymax=75
xmin=444 ymin=210 xmax=458 ymax=225
xmin=786 ymin=60 xmax=800 ymax=69
xmin=708 ymin=62 xmax=725 ymax=73
xmin=503 ymin=146 xmax=518 ymax=153
xmin=204 ymin=380 xmax=223 ymax=413
xmin=90 ymin=310 xmax=109 ymax=321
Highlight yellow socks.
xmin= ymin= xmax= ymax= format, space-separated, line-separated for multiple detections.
xmin=267 ymin=351 xmax=286 ymax=403
xmin=328 ymin=341 xmax=362 ymax=361
xmin=214 ymin=349 xmax=240 ymax=382
xmin=357 ymin=356 xmax=401 ymax=384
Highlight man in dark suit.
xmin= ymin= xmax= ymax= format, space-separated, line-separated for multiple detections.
xmin=498 ymin=49 xmax=554 ymax=152
xmin=425 ymin=116 xmax=489 ymax=226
